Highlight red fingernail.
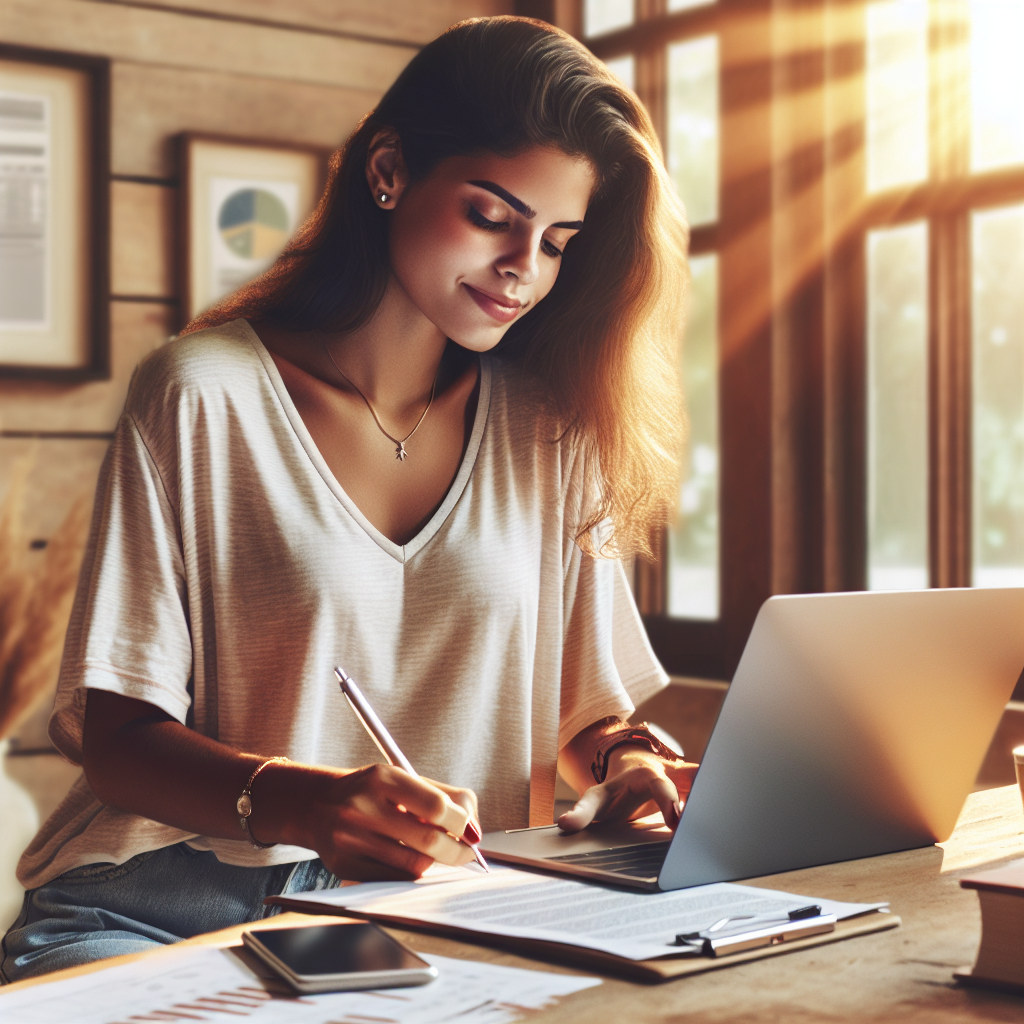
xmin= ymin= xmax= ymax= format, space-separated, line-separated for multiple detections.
xmin=463 ymin=820 xmax=481 ymax=844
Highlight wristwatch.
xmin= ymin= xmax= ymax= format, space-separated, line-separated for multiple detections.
xmin=591 ymin=723 xmax=682 ymax=784
xmin=237 ymin=756 xmax=290 ymax=849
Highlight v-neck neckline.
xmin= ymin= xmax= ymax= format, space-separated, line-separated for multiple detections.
xmin=240 ymin=319 xmax=492 ymax=564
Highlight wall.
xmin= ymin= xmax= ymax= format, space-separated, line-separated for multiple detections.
xmin=0 ymin=0 xmax=511 ymax=551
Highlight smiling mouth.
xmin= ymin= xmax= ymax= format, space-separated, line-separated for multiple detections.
xmin=463 ymin=284 xmax=523 ymax=324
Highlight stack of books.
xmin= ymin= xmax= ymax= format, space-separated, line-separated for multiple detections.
xmin=955 ymin=859 xmax=1024 ymax=994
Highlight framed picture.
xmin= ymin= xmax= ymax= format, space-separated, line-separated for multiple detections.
xmin=179 ymin=133 xmax=331 ymax=325
xmin=0 ymin=45 xmax=110 ymax=380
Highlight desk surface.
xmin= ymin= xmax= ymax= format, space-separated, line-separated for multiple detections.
xmin=7 ymin=785 xmax=1024 ymax=1023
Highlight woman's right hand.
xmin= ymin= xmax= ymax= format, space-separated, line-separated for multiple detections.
xmin=83 ymin=691 xmax=481 ymax=884
xmin=260 ymin=761 xmax=481 ymax=881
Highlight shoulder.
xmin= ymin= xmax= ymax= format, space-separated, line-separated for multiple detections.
xmin=484 ymin=356 xmax=584 ymax=488
xmin=125 ymin=319 xmax=268 ymax=426
xmin=486 ymin=356 xmax=563 ymax=443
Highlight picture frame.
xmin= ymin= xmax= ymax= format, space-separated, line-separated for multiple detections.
xmin=0 ymin=44 xmax=110 ymax=380
xmin=178 ymin=133 xmax=331 ymax=326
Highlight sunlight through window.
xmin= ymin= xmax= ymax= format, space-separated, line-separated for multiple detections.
xmin=970 ymin=0 xmax=1024 ymax=172
xmin=584 ymin=0 xmax=634 ymax=38
xmin=667 ymin=35 xmax=719 ymax=227
xmin=669 ymin=254 xmax=719 ymax=619
xmin=972 ymin=204 xmax=1024 ymax=588
xmin=866 ymin=0 xmax=929 ymax=193
xmin=602 ymin=53 xmax=636 ymax=92
xmin=867 ymin=222 xmax=929 ymax=591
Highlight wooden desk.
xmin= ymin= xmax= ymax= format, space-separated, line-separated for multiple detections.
xmin=6 ymin=785 xmax=1024 ymax=1022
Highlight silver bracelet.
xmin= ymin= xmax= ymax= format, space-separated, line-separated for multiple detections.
xmin=237 ymin=757 xmax=290 ymax=849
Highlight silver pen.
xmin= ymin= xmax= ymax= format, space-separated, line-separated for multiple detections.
xmin=335 ymin=666 xmax=490 ymax=873
xmin=673 ymin=905 xmax=836 ymax=956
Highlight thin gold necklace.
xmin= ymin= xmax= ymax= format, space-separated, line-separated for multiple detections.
xmin=321 ymin=339 xmax=438 ymax=462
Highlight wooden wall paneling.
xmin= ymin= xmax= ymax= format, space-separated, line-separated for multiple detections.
xmin=114 ymin=0 xmax=515 ymax=45
xmin=0 ymin=437 xmax=108 ymax=541
xmin=0 ymin=0 xmax=415 ymax=93
xmin=0 ymin=303 xmax=174 ymax=434
xmin=111 ymin=182 xmax=176 ymax=298
xmin=109 ymin=63 xmax=375 ymax=177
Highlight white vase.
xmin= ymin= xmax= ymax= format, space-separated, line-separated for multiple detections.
xmin=0 ymin=739 xmax=40 ymax=934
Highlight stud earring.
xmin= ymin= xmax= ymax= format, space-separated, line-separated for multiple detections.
xmin=378 ymin=192 xmax=390 ymax=204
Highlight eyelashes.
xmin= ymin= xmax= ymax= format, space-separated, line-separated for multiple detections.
xmin=467 ymin=204 xmax=506 ymax=232
xmin=467 ymin=205 xmax=563 ymax=258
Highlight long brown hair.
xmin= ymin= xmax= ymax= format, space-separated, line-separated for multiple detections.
xmin=184 ymin=16 xmax=689 ymax=557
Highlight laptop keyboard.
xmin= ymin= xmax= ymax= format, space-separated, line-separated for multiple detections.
xmin=547 ymin=842 xmax=671 ymax=879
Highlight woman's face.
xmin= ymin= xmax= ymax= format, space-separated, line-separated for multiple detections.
xmin=384 ymin=146 xmax=595 ymax=352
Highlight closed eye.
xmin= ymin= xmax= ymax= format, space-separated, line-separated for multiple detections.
xmin=467 ymin=205 xmax=508 ymax=231
xmin=541 ymin=239 xmax=564 ymax=258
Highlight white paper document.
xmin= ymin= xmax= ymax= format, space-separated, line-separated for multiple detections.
xmin=280 ymin=866 xmax=888 ymax=961
xmin=0 ymin=943 xmax=600 ymax=1024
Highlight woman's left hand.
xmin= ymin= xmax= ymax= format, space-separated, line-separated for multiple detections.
xmin=556 ymin=747 xmax=699 ymax=833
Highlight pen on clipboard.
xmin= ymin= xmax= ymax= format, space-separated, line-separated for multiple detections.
xmin=671 ymin=904 xmax=836 ymax=957
xmin=334 ymin=666 xmax=490 ymax=873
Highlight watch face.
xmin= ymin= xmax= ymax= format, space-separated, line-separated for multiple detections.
xmin=237 ymin=793 xmax=252 ymax=816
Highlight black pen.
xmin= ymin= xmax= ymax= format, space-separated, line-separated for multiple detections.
xmin=335 ymin=666 xmax=490 ymax=873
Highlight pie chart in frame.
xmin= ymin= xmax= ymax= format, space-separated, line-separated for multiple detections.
xmin=217 ymin=188 xmax=291 ymax=259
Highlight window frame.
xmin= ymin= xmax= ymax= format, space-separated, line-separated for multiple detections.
xmin=580 ymin=0 xmax=774 ymax=681
xmin=533 ymin=0 xmax=1024 ymax=686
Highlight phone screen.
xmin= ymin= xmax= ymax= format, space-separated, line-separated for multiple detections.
xmin=249 ymin=923 xmax=429 ymax=977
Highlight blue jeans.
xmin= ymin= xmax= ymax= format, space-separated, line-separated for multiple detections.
xmin=0 ymin=844 xmax=338 ymax=984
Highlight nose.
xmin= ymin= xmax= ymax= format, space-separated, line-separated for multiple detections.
xmin=495 ymin=231 xmax=540 ymax=286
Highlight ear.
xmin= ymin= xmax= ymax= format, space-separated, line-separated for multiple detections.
xmin=365 ymin=130 xmax=409 ymax=209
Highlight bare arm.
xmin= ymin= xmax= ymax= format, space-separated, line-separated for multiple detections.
xmin=556 ymin=717 xmax=699 ymax=833
xmin=83 ymin=689 xmax=478 ymax=881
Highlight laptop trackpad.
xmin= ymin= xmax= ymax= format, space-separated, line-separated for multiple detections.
xmin=481 ymin=817 xmax=671 ymax=859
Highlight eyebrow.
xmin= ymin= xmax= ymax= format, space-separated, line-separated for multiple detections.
xmin=467 ymin=180 xmax=584 ymax=231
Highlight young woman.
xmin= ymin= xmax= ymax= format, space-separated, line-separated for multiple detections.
xmin=2 ymin=16 xmax=695 ymax=982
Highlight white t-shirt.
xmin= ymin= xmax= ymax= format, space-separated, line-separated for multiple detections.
xmin=18 ymin=319 xmax=667 ymax=889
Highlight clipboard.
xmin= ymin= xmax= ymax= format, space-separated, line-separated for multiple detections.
xmin=267 ymin=896 xmax=899 ymax=983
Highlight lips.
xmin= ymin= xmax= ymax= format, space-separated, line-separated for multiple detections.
xmin=463 ymin=283 xmax=523 ymax=324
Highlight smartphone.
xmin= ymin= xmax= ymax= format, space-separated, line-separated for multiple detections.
xmin=241 ymin=922 xmax=438 ymax=994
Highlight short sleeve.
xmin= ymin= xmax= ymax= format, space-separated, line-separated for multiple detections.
xmin=48 ymin=412 xmax=193 ymax=764
xmin=558 ymin=548 xmax=669 ymax=750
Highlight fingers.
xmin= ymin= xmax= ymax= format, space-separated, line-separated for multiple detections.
xmin=325 ymin=827 xmax=433 ymax=881
xmin=664 ymin=760 xmax=700 ymax=799
xmin=384 ymin=805 xmax=477 ymax=868
xmin=361 ymin=765 xmax=470 ymax=836
xmin=557 ymin=785 xmax=606 ymax=833
xmin=315 ymin=765 xmax=480 ymax=879
xmin=430 ymin=780 xmax=481 ymax=842
xmin=557 ymin=762 xmax=685 ymax=833
xmin=643 ymin=773 xmax=682 ymax=830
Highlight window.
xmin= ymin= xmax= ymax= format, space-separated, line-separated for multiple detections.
xmin=581 ymin=0 xmax=770 ymax=679
xmin=859 ymin=0 xmax=1024 ymax=592
xmin=554 ymin=0 xmax=1024 ymax=681
xmin=584 ymin=3 xmax=726 ymax=625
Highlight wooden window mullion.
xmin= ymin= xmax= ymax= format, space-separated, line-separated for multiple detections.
xmin=927 ymin=0 xmax=972 ymax=587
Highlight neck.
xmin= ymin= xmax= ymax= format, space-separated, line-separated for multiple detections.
xmin=322 ymin=274 xmax=448 ymax=418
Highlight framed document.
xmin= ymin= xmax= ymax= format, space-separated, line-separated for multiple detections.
xmin=179 ymin=134 xmax=330 ymax=324
xmin=0 ymin=45 xmax=110 ymax=380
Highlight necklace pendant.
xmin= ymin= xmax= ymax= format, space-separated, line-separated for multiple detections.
xmin=395 ymin=441 xmax=408 ymax=461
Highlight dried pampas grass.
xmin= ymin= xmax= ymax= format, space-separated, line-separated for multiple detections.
xmin=0 ymin=448 xmax=91 ymax=741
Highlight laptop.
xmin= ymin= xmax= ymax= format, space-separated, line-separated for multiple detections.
xmin=481 ymin=588 xmax=1024 ymax=891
